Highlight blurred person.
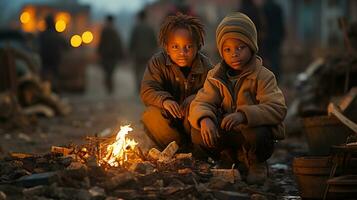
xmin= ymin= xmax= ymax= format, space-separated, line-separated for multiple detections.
xmin=189 ymin=12 xmax=286 ymax=184
xmin=97 ymin=15 xmax=124 ymax=94
xmin=140 ymin=13 xmax=213 ymax=150
xmin=261 ymin=0 xmax=285 ymax=80
xmin=129 ymin=10 xmax=157 ymax=93
xmin=38 ymin=14 xmax=67 ymax=92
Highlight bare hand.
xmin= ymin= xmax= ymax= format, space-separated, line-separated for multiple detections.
xmin=163 ymin=100 xmax=182 ymax=118
xmin=200 ymin=118 xmax=219 ymax=148
xmin=221 ymin=112 xmax=246 ymax=131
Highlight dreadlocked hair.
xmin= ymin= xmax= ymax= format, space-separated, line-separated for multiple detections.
xmin=159 ymin=13 xmax=205 ymax=50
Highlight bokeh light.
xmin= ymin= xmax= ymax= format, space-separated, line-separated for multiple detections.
xmin=82 ymin=31 xmax=93 ymax=44
xmin=20 ymin=12 xmax=30 ymax=24
xmin=55 ymin=20 xmax=66 ymax=32
xmin=70 ymin=35 xmax=82 ymax=47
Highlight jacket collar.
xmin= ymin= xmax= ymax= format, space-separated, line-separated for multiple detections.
xmin=212 ymin=55 xmax=263 ymax=81
xmin=164 ymin=51 xmax=205 ymax=74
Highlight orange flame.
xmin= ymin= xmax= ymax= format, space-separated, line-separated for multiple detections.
xmin=100 ymin=125 xmax=137 ymax=167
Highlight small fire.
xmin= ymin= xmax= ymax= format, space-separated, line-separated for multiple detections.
xmin=100 ymin=125 xmax=138 ymax=167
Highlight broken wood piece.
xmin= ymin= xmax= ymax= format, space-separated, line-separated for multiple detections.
xmin=175 ymin=153 xmax=192 ymax=160
xmin=9 ymin=152 xmax=33 ymax=159
xmin=211 ymin=168 xmax=241 ymax=183
xmin=159 ymin=141 xmax=178 ymax=162
xmin=51 ymin=146 xmax=74 ymax=156
xmin=178 ymin=168 xmax=192 ymax=174
xmin=147 ymin=148 xmax=161 ymax=160
xmin=328 ymin=103 xmax=357 ymax=133
xmin=339 ymin=87 xmax=357 ymax=112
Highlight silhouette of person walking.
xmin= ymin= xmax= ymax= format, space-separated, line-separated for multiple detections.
xmin=97 ymin=15 xmax=124 ymax=94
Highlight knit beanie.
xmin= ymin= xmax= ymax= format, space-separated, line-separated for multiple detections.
xmin=216 ymin=12 xmax=258 ymax=57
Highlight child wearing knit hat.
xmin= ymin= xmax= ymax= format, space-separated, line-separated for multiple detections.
xmin=188 ymin=12 xmax=287 ymax=184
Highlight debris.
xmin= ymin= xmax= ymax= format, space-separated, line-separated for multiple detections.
xmin=14 ymin=171 xmax=58 ymax=188
xmin=17 ymin=133 xmax=32 ymax=142
xmin=103 ymin=172 xmax=135 ymax=190
xmin=207 ymin=176 xmax=231 ymax=190
xmin=175 ymin=153 xmax=192 ymax=160
xmin=0 ymin=191 xmax=5 ymax=200
xmin=328 ymin=102 xmax=357 ymax=133
xmin=22 ymin=185 xmax=46 ymax=196
xmin=211 ymin=168 xmax=241 ymax=183
xmin=51 ymin=146 xmax=74 ymax=156
xmin=147 ymin=148 xmax=161 ymax=160
xmin=88 ymin=186 xmax=106 ymax=198
xmin=251 ymin=193 xmax=268 ymax=200
xmin=270 ymin=163 xmax=289 ymax=171
xmin=22 ymin=104 xmax=55 ymax=118
xmin=159 ymin=141 xmax=178 ymax=162
xmin=129 ymin=161 xmax=155 ymax=174
xmin=178 ymin=168 xmax=192 ymax=174
xmin=9 ymin=152 xmax=33 ymax=159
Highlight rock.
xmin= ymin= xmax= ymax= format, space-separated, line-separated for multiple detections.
xmin=211 ymin=168 xmax=241 ymax=183
xmin=104 ymin=172 xmax=135 ymax=190
xmin=0 ymin=191 xmax=6 ymax=200
xmin=14 ymin=171 xmax=58 ymax=188
xmin=17 ymin=133 xmax=32 ymax=142
xmin=250 ymin=194 xmax=268 ymax=200
xmin=67 ymin=161 xmax=87 ymax=170
xmin=207 ymin=177 xmax=231 ymax=190
xmin=89 ymin=186 xmax=106 ymax=198
xmin=129 ymin=161 xmax=155 ymax=174
xmin=23 ymin=185 xmax=47 ymax=196
xmin=49 ymin=186 xmax=91 ymax=200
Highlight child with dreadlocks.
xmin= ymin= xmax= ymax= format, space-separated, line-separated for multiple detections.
xmin=141 ymin=13 xmax=213 ymax=150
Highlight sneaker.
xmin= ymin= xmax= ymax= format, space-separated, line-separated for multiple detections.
xmin=246 ymin=161 xmax=268 ymax=185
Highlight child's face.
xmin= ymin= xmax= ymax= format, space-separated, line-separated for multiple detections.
xmin=222 ymin=38 xmax=252 ymax=70
xmin=166 ymin=28 xmax=197 ymax=67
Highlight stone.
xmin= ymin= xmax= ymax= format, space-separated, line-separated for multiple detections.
xmin=211 ymin=168 xmax=241 ymax=183
xmin=23 ymin=185 xmax=47 ymax=196
xmin=129 ymin=161 xmax=155 ymax=174
xmin=0 ymin=191 xmax=6 ymax=200
xmin=104 ymin=172 xmax=135 ymax=190
xmin=250 ymin=194 xmax=268 ymax=200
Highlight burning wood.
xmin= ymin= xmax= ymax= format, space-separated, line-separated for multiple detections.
xmin=97 ymin=125 xmax=138 ymax=167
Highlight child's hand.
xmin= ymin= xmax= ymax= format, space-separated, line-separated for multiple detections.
xmin=163 ymin=100 xmax=182 ymax=118
xmin=221 ymin=112 xmax=246 ymax=131
xmin=200 ymin=118 xmax=219 ymax=148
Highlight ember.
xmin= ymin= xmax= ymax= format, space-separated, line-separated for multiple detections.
xmin=99 ymin=125 xmax=138 ymax=167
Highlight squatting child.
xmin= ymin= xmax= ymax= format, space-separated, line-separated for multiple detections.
xmin=188 ymin=12 xmax=287 ymax=184
xmin=141 ymin=13 xmax=213 ymax=150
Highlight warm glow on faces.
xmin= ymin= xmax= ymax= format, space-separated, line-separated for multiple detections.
xmin=222 ymin=38 xmax=252 ymax=70
xmin=166 ymin=28 xmax=197 ymax=67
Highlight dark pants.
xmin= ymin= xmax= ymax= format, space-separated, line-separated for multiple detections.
xmin=142 ymin=105 xmax=191 ymax=150
xmin=191 ymin=126 xmax=274 ymax=164
xmin=134 ymin=59 xmax=147 ymax=94
xmin=101 ymin=60 xmax=117 ymax=94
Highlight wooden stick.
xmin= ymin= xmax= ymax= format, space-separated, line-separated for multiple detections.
xmin=328 ymin=103 xmax=357 ymax=133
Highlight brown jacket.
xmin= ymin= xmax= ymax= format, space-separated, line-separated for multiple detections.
xmin=188 ymin=56 xmax=287 ymax=139
xmin=140 ymin=51 xmax=213 ymax=108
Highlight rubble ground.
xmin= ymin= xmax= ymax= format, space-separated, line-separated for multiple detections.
xmin=0 ymin=65 xmax=306 ymax=199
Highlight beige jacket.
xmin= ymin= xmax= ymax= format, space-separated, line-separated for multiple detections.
xmin=188 ymin=56 xmax=287 ymax=139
